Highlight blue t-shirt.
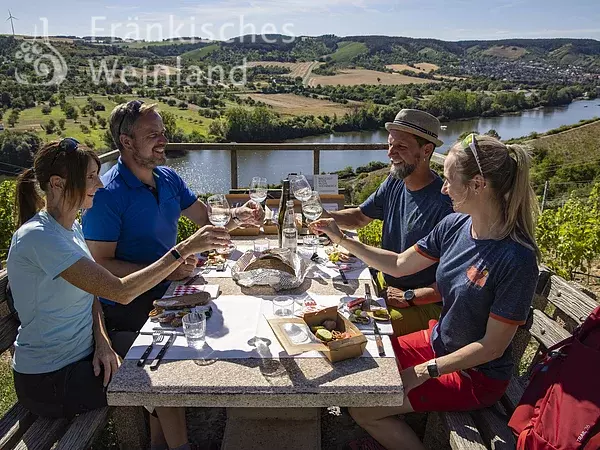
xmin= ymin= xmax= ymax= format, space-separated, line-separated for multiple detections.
xmin=7 ymin=211 xmax=95 ymax=374
xmin=416 ymin=213 xmax=539 ymax=380
xmin=360 ymin=173 xmax=453 ymax=289
xmin=83 ymin=158 xmax=197 ymax=268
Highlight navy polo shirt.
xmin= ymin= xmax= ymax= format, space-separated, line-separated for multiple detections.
xmin=82 ymin=158 xmax=197 ymax=301
xmin=360 ymin=172 xmax=453 ymax=289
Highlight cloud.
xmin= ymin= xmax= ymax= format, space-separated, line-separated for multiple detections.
xmin=104 ymin=5 xmax=140 ymax=11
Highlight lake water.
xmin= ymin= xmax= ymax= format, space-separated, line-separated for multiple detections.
xmin=102 ymin=99 xmax=600 ymax=193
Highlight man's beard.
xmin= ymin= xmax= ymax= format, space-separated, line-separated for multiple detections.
xmin=390 ymin=161 xmax=417 ymax=180
xmin=132 ymin=145 xmax=166 ymax=169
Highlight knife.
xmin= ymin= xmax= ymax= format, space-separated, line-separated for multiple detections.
xmin=365 ymin=284 xmax=385 ymax=356
xmin=137 ymin=337 xmax=158 ymax=367
xmin=184 ymin=274 xmax=201 ymax=286
xmin=373 ymin=321 xmax=386 ymax=357
xmin=337 ymin=265 xmax=349 ymax=284
xmin=149 ymin=333 xmax=176 ymax=371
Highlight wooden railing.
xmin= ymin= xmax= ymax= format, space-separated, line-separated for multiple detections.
xmin=98 ymin=143 xmax=447 ymax=189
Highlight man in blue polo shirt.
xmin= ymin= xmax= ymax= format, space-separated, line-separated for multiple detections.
xmin=328 ymin=109 xmax=453 ymax=336
xmin=83 ymin=101 xmax=262 ymax=343
xmin=83 ymin=101 xmax=263 ymax=450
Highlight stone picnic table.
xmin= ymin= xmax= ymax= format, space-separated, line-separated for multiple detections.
xmin=107 ymin=236 xmax=404 ymax=450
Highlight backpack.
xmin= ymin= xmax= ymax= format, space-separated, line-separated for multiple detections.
xmin=508 ymin=305 xmax=600 ymax=449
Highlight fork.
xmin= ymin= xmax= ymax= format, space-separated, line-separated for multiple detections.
xmin=137 ymin=332 xmax=165 ymax=367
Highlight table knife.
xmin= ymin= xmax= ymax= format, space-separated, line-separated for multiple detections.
xmin=149 ymin=333 xmax=176 ymax=371
xmin=373 ymin=320 xmax=386 ymax=357
xmin=137 ymin=340 xmax=156 ymax=367
xmin=337 ymin=265 xmax=349 ymax=284
xmin=184 ymin=274 xmax=201 ymax=286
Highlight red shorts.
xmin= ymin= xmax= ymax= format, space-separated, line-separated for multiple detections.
xmin=392 ymin=320 xmax=509 ymax=412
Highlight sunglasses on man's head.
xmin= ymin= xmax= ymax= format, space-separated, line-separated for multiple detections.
xmin=117 ymin=100 xmax=145 ymax=136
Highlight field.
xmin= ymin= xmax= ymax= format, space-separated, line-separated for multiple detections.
xmin=240 ymin=93 xmax=358 ymax=117
xmin=482 ymin=45 xmax=528 ymax=60
xmin=385 ymin=62 xmax=440 ymax=73
xmin=4 ymin=95 xmax=217 ymax=151
xmin=245 ymin=61 xmax=318 ymax=79
xmin=308 ymin=69 xmax=439 ymax=86
xmin=329 ymin=41 xmax=369 ymax=64
xmin=528 ymin=118 xmax=600 ymax=162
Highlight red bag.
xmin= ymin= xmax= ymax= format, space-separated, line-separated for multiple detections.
xmin=508 ymin=306 xmax=600 ymax=449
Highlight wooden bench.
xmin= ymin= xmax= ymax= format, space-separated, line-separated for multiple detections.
xmin=422 ymin=267 xmax=598 ymax=450
xmin=0 ymin=269 xmax=110 ymax=450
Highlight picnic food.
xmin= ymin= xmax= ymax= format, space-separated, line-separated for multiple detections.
xmin=153 ymin=292 xmax=210 ymax=310
xmin=315 ymin=329 xmax=333 ymax=342
xmin=245 ymin=252 xmax=295 ymax=276
xmin=327 ymin=250 xmax=352 ymax=263
xmin=311 ymin=319 xmax=354 ymax=343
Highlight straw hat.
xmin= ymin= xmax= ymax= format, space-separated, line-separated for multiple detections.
xmin=385 ymin=109 xmax=443 ymax=147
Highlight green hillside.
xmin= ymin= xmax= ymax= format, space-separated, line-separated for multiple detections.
xmin=181 ymin=43 xmax=220 ymax=62
xmin=329 ymin=41 xmax=368 ymax=64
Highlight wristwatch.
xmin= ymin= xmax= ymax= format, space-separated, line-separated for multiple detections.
xmin=403 ymin=289 xmax=416 ymax=307
xmin=427 ymin=359 xmax=440 ymax=378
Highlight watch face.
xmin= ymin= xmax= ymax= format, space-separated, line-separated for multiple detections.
xmin=404 ymin=290 xmax=415 ymax=301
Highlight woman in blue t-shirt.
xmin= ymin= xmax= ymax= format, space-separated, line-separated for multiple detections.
xmin=8 ymin=138 xmax=230 ymax=450
xmin=311 ymin=134 xmax=540 ymax=449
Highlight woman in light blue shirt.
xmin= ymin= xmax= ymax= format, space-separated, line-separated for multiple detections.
xmin=8 ymin=138 xmax=230 ymax=450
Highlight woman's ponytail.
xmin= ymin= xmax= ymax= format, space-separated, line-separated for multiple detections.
xmin=15 ymin=168 xmax=44 ymax=227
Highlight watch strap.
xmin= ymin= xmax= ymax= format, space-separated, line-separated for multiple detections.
xmin=170 ymin=248 xmax=184 ymax=263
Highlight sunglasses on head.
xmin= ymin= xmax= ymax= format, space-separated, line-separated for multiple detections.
xmin=461 ymin=133 xmax=484 ymax=178
xmin=117 ymin=100 xmax=144 ymax=136
xmin=51 ymin=137 xmax=80 ymax=167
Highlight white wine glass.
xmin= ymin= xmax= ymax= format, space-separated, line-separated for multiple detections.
xmin=302 ymin=191 xmax=323 ymax=222
xmin=291 ymin=175 xmax=312 ymax=202
xmin=207 ymin=194 xmax=235 ymax=255
xmin=249 ymin=177 xmax=268 ymax=204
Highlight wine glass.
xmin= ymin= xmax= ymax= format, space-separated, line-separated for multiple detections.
xmin=207 ymin=194 xmax=235 ymax=255
xmin=302 ymin=191 xmax=323 ymax=222
xmin=249 ymin=177 xmax=268 ymax=204
xmin=301 ymin=191 xmax=323 ymax=256
xmin=291 ymin=175 xmax=312 ymax=202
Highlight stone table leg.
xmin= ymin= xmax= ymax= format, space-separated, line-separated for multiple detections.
xmin=112 ymin=406 xmax=149 ymax=450
xmin=221 ymin=408 xmax=321 ymax=450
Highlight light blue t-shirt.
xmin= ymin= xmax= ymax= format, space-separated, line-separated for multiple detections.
xmin=7 ymin=210 xmax=95 ymax=374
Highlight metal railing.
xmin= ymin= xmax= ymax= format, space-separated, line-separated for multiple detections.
xmin=99 ymin=143 xmax=446 ymax=189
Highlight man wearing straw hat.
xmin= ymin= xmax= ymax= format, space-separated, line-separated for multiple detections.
xmin=328 ymin=109 xmax=453 ymax=335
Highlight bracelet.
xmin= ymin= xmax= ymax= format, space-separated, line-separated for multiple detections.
xmin=170 ymin=248 xmax=184 ymax=263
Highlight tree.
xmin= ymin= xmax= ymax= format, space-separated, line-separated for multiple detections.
xmin=7 ymin=110 xmax=19 ymax=128
xmin=89 ymin=117 xmax=97 ymax=129
xmin=0 ymin=131 xmax=42 ymax=174
xmin=45 ymin=119 xmax=57 ymax=134
xmin=41 ymin=105 xmax=52 ymax=115
xmin=80 ymin=124 xmax=90 ymax=134
xmin=58 ymin=118 xmax=66 ymax=130
xmin=485 ymin=129 xmax=501 ymax=140
xmin=98 ymin=117 xmax=107 ymax=129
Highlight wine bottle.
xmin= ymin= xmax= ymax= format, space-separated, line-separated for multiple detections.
xmin=278 ymin=179 xmax=290 ymax=247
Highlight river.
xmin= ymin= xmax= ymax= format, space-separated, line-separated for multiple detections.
xmin=102 ymin=99 xmax=600 ymax=194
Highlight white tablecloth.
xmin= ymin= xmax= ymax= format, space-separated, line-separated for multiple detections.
xmin=126 ymin=293 xmax=395 ymax=361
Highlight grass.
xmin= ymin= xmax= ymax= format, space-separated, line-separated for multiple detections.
xmin=4 ymin=95 xmax=217 ymax=151
xmin=329 ymin=41 xmax=368 ymax=64
xmin=0 ymin=352 xmax=16 ymax=416
xmin=528 ymin=118 xmax=600 ymax=163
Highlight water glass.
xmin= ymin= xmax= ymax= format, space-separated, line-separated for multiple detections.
xmin=207 ymin=194 xmax=235 ymax=255
xmin=303 ymin=234 xmax=320 ymax=255
xmin=249 ymin=177 xmax=268 ymax=203
xmin=273 ymin=296 xmax=294 ymax=317
xmin=254 ymin=239 xmax=270 ymax=253
xmin=182 ymin=312 xmax=207 ymax=349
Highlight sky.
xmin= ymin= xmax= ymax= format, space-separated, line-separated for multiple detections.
xmin=3 ymin=0 xmax=600 ymax=42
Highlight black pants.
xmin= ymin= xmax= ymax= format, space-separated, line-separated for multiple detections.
xmin=13 ymin=353 xmax=107 ymax=419
xmin=102 ymin=283 xmax=170 ymax=358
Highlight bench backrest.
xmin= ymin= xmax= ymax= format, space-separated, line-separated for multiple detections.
xmin=0 ymin=269 xmax=18 ymax=358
